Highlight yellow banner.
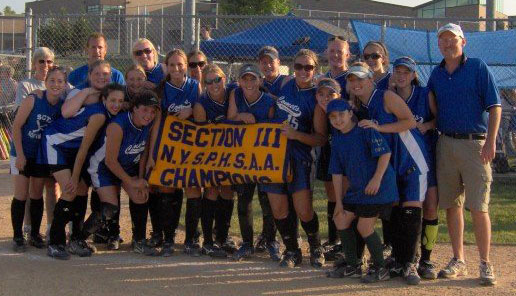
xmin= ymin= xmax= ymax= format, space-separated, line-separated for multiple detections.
xmin=149 ymin=116 xmax=291 ymax=188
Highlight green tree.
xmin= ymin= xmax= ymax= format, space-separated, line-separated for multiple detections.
xmin=38 ymin=17 xmax=94 ymax=55
xmin=3 ymin=6 xmax=17 ymax=16
xmin=219 ymin=0 xmax=292 ymax=15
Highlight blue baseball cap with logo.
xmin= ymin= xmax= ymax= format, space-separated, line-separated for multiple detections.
xmin=326 ymin=99 xmax=353 ymax=114
xmin=393 ymin=56 xmax=417 ymax=72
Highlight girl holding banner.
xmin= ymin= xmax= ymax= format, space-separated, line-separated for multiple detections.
xmin=262 ymin=49 xmax=327 ymax=268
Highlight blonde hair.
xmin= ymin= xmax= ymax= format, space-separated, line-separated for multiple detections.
xmin=202 ymin=64 xmax=226 ymax=80
xmin=187 ymin=49 xmax=208 ymax=62
xmin=348 ymin=62 xmax=374 ymax=108
xmin=294 ymin=49 xmax=319 ymax=69
xmin=132 ymin=38 xmax=159 ymax=65
xmin=125 ymin=64 xmax=147 ymax=80
xmin=364 ymin=41 xmax=390 ymax=69
xmin=32 ymin=47 xmax=55 ymax=68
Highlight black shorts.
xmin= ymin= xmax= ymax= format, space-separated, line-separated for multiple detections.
xmin=10 ymin=157 xmax=51 ymax=178
xmin=47 ymin=164 xmax=92 ymax=186
xmin=316 ymin=143 xmax=332 ymax=182
xmin=342 ymin=203 xmax=393 ymax=219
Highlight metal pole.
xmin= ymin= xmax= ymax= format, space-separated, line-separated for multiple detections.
xmin=184 ymin=0 xmax=195 ymax=52
xmin=1 ymin=20 xmax=3 ymax=53
xmin=380 ymin=20 xmax=386 ymax=43
xmin=181 ymin=0 xmax=184 ymax=42
xmin=487 ymin=0 xmax=496 ymax=31
xmin=137 ymin=6 xmax=140 ymax=38
xmin=100 ymin=10 xmax=103 ymax=33
xmin=12 ymin=19 xmax=14 ymax=52
xmin=118 ymin=8 xmax=121 ymax=54
xmin=195 ymin=17 xmax=200 ymax=50
xmin=161 ymin=5 xmax=164 ymax=53
xmin=26 ymin=9 xmax=33 ymax=79
xmin=144 ymin=5 xmax=147 ymax=38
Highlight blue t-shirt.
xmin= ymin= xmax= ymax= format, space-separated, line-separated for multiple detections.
xmin=273 ymin=79 xmax=317 ymax=162
xmin=329 ymin=125 xmax=397 ymax=205
xmin=146 ymin=63 xmax=165 ymax=85
xmin=263 ymin=74 xmax=287 ymax=97
xmin=161 ymin=77 xmax=199 ymax=115
xmin=325 ymin=71 xmax=349 ymax=100
xmin=10 ymin=91 xmax=63 ymax=159
xmin=233 ymin=87 xmax=275 ymax=123
xmin=196 ymin=91 xmax=229 ymax=123
xmin=427 ymin=56 xmax=501 ymax=134
xmin=375 ymin=72 xmax=391 ymax=90
xmin=68 ymin=64 xmax=126 ymax=88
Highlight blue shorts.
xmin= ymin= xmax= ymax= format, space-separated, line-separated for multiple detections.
xmin=261 ymin=159 xmax=312 ymax=195
xmin=397 ymin=170 xmax=427 ymax=203
xmin=90 ymin=162 xmax=137 ymax=189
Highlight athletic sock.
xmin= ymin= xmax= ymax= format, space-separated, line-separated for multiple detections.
xmin=237 ymin=184 xmax=254 ymax=244
xmin=170 ymin=190 xmax=184 ymax=234
xmin=50 ymin=199 xmax=73 ymax=245
xmin=148 ymin=192 xmax=162 ymax=236
xmin=216 ymin=198 xmax=234 ymax=243
xmin=71 ymin=195 xmax=88 ymax=241
xmin=364 ymin=231 xmax=385 ymax=268
xmin=402 ymin=207 xmax=422 ymax=264
xmin=421 ymin=218 xmax=439 ymax=262
xmin=11 ymin=198 xmax=26 ymax=239
xmin=201 ymin=198 xmax=217 ymax=245
xmin=300 ymin=212 xmax=321 ymax=249
xmin=352 ymin=218 xmax=365 ymax=259
xmin=287 ymin=195 xmax=300 ymax=241
xmin=258 ymin=189 xmax=277 ymax=242
xmin=327 ymin=201 xmax=337 ymax=244
xmin=159 ymin=192 xmax=178 ymax=242
xmin=338 ymin=228 xmax=359 ymax=265
xmin=90 ymin=190 xmax=101 ymax=213
xmin=390 ymin=205 xmax=403 ymax=264
xmin=29 ymin=198 xmax=44 ymax=237
xmin=185 ymin=198 xmax=201 ymax=244
xmin=129 ymin=200 xmax=148 ymax=242
xmin=274 ymin=216 xmax=298 ymax=252
xmin=381 ymin=218 xmax=392 ymax=247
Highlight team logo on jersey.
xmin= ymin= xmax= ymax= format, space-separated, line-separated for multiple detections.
xmin=28 ymin=114 xmax=53 ymax=139
xmin=168 ymin=99 xmax=192 ymax=113
xmin=414 ymin=114 xmax=424 ymax=124
xmin=73 ymin=107 xmax=86 ymax=117
xmin=125 ymin=141 xmax=146 ymax=155
xmin=276 ymin=96 xmax=302 ymax=117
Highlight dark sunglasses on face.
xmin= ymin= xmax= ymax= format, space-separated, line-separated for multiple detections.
xmin=134 ymin=48 xmax=153 ymax=56
xmin=188 ymin=61 xmax=207 ymax=69
xmin=204 ymin=76 xmax=222 ymax=85
xmin=293 ymin=63 xmax=315 ymax=72
xmin=38 ymin=59 xmax=53 ymax=65
xmin=363 ymin=53 xmax=382 ymax=60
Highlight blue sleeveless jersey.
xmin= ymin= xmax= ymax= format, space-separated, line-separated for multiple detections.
xmin=234 ymin=87 xmax=275 ymax=123
xmin=375 ymin=72 xmax=391 ymax=90
xmin=146 ymin=63 xmax=165 ymax=85
xmin=263 ymin=74 xmax=287 ymax=97
xmin=161 ymin=77 xmax=199 ymax=114
xmin=10 ymin=91 xmax=63 ymax=159
xmin=405 ymin=86 xmax=438 ymax=150
xmin=38 ymin=102 xmax=108 ymax=165
xmin=362 ymin=88 xmax=429 ymax=176
xmin=325 ymin=71 xmax=349 ymax=100
xmin=88 ymin=111 xmax=151 ymax=187
xmin=196 ymin=91 xmax=229 ymax=123
xmin=274 ymin=79 xmax=317 ymax=162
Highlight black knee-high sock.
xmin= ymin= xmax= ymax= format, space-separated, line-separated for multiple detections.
xmin=148 ymin=192 xmax=162 ymax=236
xmin=71 ymin=195 xmax=88 ymax=241
xmin=50 ymin=199 xmax=73 ymax=245
xmin=401 ymin=207 xmax=422 ymax=265
xmin=338 ymin=228 xmax=359 ymax=265
xmin=364 ymin=231 xmax=385 ymax=268
xmin=275 ymin=216 xmax=298 ymax=251
xmin=29 ymin=198 xmax=44 ymax=237
xmin=90 ymin=190 xmax=101 ymax=214
xmin=216 ymin=198 xmax=234 ymax=243
xmin=287 ymin=195 xmax=300 ymax=240
xmin=159 ymin=192 xmax=177 ymax=242
xmin=258 ymin=190 xmax=276 ymax=243
xmin=381 ymin=218 xmax=392 ymax=247
xmin=327 ymin=201 xmax=337 ymax=244
xmin=170 ymin=190 xmax=184 ymax=234
xmin=185 ymin=198 xmax=201 ymax=244
xmin=201 ymin=198 xmax=217 ymax=245
xmin=421 ymin=218 xmax=438 ymax=262
xmin=390 ymin=205 xmax=403 ymax=263
xmin=11 ymin=198 xmax=26 ymax=239
xmin=214 ymin=197 xmax=224 ymax=241
xmin=129 ymin=200 xmax=148 ymax=242
xmin=351 ymin=219 xmax=365 ymax=259
xmin=237 ymin=184 xmax=254 ymax=244
xmin=113 ymin=192 xmax=121 ymax=237
xmin=300 ymin=212 xmax=321 ymax=249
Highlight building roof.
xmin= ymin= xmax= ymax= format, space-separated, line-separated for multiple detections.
xmin=0 ymin=17 xmax=25 ymax=34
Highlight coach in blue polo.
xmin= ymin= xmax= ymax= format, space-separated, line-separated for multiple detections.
xmin=428 ymin=23 xmax=500 ymax=286
xmin=68 ymin=32 xmax=125 ymax=89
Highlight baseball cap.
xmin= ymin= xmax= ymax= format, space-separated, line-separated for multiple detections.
xmin=317 ymin=78 xmax=341 ymax=94
xmin=326 ymin=99 xmax=352 ymax=114
xmin=258 ymin=46 xmax=279 ymax=60
xmin=437 ymin=23 xmax=464 ymax=38
xmin=393 ymin=56 xmax=416 ymax=72
xmin=133 ymin=90 xmax=160 ymax=108
xmin=346 ymin=65 xmax=373 ymax=79
xmin=239 ymin=63 xmax=263 ymax=79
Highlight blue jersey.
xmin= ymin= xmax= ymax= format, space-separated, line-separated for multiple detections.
xmin=146 ymin=63 xmax=165 ymax=85
xmin=361 ymin=89 xmax=429 ymax=176
xmin=161 ymin=77 xmax=199 ymax=115
xmin=196 ymin=91 xmax=229 ymax=123
xmin=11 ymin=91 xmax=63 ymax=159
xmin=274 ymin=79 xmax=317 ymax=162
xmin=329 ymin=125 xmax=397 ymax=205
xmin=68 ymin=64 xmax=125 ymax=88
xmin=405 ymin=86 xmax=438 ymax=160
xmin=39 ymin=102 xmax=108 ymax=165
xmin=325 ymin=71 xmax=349 ymax=100
xmin=263 ymin=74 xmax=287 ymax=97
xmin=375 ymin=72 xmax=391 ymax=90
xmin=234 ymin=87 xmax=275 ymax=123
xmin=88 ymin=112 xmax=151 ymax=187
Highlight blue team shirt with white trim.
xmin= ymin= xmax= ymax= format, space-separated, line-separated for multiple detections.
xmin=146 ymin=63 xmax=165 ymax=85
xmin=196 ymin=91 xmax=229 ymax=123
xmin=161 ymin=77 xmax=199 ymax=115
xmin=427 ymin=56 xmax=501 ymax=134
xmin=234 ymin=87 xmax=275 ymax=123
xmin=68 ymin=64 xmax=125 ymax=88
xmin=376 ymin=72 xmax=391 ymax=90
xmin=325 ymin=71 xmax=349 ymax=100
xmin=263 ymin=74 xmax=287 ymax=97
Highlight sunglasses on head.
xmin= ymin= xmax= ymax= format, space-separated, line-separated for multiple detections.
xmin=294 ymin=63 xmax=315 ymax=72
xmin=363 ymin=53 xmax=382 ymax=60
xmin=205 ymin=76 xmax=222 ymax=85
xmin=189 ymin=61 xmax=207 ymax=69
xmin=134 ymin=48 xmax=152 ymax=56
xmin=38 ymin=59 xmax=54 ymax=65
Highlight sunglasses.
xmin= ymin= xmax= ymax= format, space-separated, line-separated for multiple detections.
xmin=293 ymin=63 xmax=315 ymax=72
xmin=205 ymin=76 xmax=222 ymax=85
xmin=363 ymin=53 xmax=382 ymax=60
xmin=134 ymin=48 xmax=152 ymax=56
xmin=38 ymin=59 xmax=54 ymax=65
xmin=188 ymin=61 xmax=207 ymax=69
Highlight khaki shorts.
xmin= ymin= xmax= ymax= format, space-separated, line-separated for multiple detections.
xmin=436 ymin=135 xmax=492 ymax=212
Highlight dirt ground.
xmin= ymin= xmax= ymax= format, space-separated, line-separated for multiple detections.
xmin=0 ymin=160 xmax=515 ymax=296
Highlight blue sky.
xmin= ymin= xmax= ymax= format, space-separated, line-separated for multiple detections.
xmin=3 ymin=0 xmax=516 ymax=15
